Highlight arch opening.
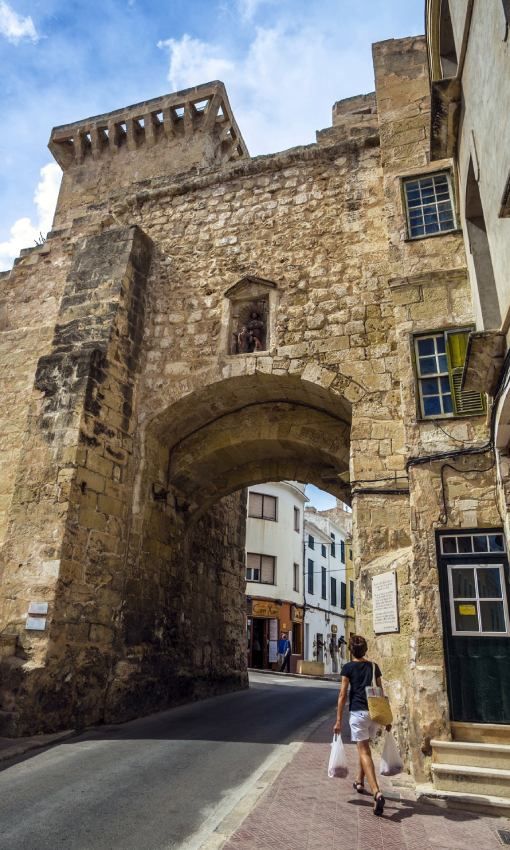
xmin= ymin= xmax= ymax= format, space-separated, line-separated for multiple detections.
xmin=107 ymin=372 xmax=352 ymax=721
xmin=465 ymin=158 xmax=501 ymax=330
xmin=439 ymin=0 xmax=458 ymax=79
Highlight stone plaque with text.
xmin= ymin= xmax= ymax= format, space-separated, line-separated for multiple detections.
xmin=372 ymin=570 xmax=399 ymax=634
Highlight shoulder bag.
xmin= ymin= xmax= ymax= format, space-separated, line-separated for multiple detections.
xmin=365 ymin=662 xmax=393 ymax=726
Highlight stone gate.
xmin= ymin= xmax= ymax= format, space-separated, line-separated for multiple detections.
xmin=0 ymin=37 xmax=500 ymax=779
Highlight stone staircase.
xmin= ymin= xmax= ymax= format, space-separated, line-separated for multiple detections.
xmin=417 ymin=723 xmax=510 ymax=818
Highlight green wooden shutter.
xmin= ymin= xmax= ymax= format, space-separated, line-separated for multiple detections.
xmin=446 ymin=330 xmax=485 ymax=416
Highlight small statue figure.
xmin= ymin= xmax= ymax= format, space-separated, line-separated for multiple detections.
xmin=237 ymin=325 xmax=251 ymax=353
xmin=246 ymin=310 xmax=265 ymax=351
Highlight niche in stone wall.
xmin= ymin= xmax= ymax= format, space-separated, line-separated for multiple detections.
xmin=225 ymin=276 xmax=277 ymax=355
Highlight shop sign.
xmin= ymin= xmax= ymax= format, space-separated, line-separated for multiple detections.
xmin=372 ymin=570 xmax=399 ymax=634
xmin=252 ymin=600 xmax=280 ymax=618
xmin=291 ymin=606 xmax=304 ymax=622
xmin=330 ymin=624 xmax=338 ymax=634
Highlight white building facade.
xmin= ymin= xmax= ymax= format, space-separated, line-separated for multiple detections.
xmin=245 ymin=481 xmax=307 ymax=672
xmin=303 ymin=506 xmax=351 ymax=674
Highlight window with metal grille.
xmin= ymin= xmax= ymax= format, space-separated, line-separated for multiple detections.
xmin=404 ymin=172 xmax=456 ymax=239
xmin=293 ymin=562 xmax=300 ymax=592
xmin=414 ymin=328 xmax=485 ymax=418
xmin=248 ymin=492 xmax=277 ymax=521
xmin=307 ymin=559 xmax=314 ymax=594
xmin=294 ymin=506 xmax=300 ymax=532
xmin=340 ymin=582 xmax=347 ymax=610
xmin=331 ymin=577 xmax=337 ymax=606
xmin=321 ymin=567 xmax=327 ymax=599
xmin=246 ymin=552 xmax=275 ymax=584
xmin=308 ymin=534 xmax=315 ymax=550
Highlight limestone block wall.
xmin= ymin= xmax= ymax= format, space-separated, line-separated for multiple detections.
xmin=0 ymin=34 xmax=501 ymax=781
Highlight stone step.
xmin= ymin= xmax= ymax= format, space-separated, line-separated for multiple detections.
xmin=431 ymin=762 xmax=510 ymax=799
xmin=416 ymin=782 xmax=510 ymax=819
xmin=451 ymin=721 xmax=510 ymax=744
xmin=431 ymin=738 xmax=510 ymax=770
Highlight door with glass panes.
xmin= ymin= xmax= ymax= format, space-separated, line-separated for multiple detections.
xmin=438 ymin=530 xmax=510 ymax=723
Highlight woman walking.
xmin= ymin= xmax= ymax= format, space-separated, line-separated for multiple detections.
xmin=334 ymin=634 xmax=390 ymax=816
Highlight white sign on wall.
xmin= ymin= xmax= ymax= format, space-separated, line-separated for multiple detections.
xmin=372 ymin=570 xmax=399 ymax=634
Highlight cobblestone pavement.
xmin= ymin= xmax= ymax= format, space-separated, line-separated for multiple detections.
xmin=222 ymin=717 xmax=508 ymax=850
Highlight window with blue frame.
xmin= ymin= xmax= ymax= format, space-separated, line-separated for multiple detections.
xmin=414 ymin=329 xmax=485 ymax=419
xmin=404 ymin=172 xmax=455 ymax=239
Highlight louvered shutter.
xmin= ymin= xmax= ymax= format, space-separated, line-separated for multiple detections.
xmin=261 ymin=555 xmax=275 ymax=584
xmin=446 ymin=331 xmax=485 ymax=416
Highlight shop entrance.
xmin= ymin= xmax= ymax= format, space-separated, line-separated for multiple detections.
xmin=438 ymin=530 xmax=510 ymax=723
xmin=249 ymin=617 xmax=279 ymax=669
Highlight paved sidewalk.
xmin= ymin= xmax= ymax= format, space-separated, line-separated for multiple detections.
xmin=222 ymin=717 xmax=509 ymax=850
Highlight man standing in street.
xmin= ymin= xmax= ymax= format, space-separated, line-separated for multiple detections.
xmin=278 ymin=632 xmax=291 ymax=673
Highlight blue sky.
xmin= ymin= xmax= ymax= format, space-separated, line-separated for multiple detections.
xmin=0 ymin=0 xmax=424 ymax=269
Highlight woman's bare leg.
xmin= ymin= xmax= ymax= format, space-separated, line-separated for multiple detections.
xmin=356 ymin=753 xmax=365 ymax=786
xmin=356 ymin=740 xmax=380 ymax=796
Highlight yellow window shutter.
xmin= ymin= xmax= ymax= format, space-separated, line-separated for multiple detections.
xmin=446 ymin=330 xmax=486 ymax=416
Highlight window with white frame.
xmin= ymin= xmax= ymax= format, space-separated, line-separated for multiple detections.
xmin=246 ymin=552 xmax=275 ymax=584
xmin=414 ymin=328 xmax=485 ymax=418
xmin=294 ymin=506 xmax=300 ymax=532
xmin=293 ymin=562 xmax=300 ymax=592
xmin=248 ymin=492 xmax=277 ymax=521
xmin=448 ymin=564 xmax=510 ymax=635
xmin=403 ymin=172 xmax=456 ymax=239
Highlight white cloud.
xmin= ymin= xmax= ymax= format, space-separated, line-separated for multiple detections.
xmin=0 ymin=1 xmax=38 ymax=44
xmin=237 ymin=0 xmax=277 ymax=22
xmin=158 ymin=24 xmax=374 ymax=155
xmin=158 ymin=34 xmax=235 ymax=92
xmin=0 ymin=163 xmax=61 ymax=271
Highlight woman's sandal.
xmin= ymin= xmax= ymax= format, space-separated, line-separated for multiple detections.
xmin=352 ymin=781 xmax=364 ymax=794
xmin=373 ymin=791 xmax=385 ymax=816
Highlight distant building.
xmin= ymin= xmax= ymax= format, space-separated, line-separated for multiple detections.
xmin=245 ymin=482 xmax=307 ymax=672
xmin=303 ymin=503 xmax=352 ymax=673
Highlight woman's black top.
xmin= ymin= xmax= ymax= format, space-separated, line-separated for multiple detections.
xmin=340 ymin=660 xmax=382 ymax=711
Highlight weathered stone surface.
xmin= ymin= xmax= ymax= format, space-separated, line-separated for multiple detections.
xmin=0 ymin=36 xmax=500 ymax=784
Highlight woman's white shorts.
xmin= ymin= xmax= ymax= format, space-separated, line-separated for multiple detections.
xmin=349 ymin=710 xmax=379 ymax=742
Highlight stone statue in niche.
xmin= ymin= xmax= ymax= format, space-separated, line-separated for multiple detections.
xmin=231 ymin=301 xmax=267 ymax=354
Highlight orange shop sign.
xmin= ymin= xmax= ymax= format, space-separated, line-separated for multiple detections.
xmin=252 ymin=600 xmax=281 ymax=618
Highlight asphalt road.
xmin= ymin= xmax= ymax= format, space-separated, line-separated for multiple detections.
xmin=0 ymin=672 xmax=338 ymax=850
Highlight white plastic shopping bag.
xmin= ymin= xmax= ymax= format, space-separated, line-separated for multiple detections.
xmin=328 ymin=734 xmax=348 ymax=778
xmin=379 ymin=731 xmax=403 ymax=776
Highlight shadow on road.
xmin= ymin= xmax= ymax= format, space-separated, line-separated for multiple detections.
xmin=0 ymin=678 xmax=338 ymax=772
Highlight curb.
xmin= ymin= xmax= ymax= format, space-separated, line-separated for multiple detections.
xmin=196 ymin=709 xmax=334 ymax=850
xmin=0 ymin=729 xmax=76 ymax=764
xmin=248 ymin=667 xmax=341 ymax=683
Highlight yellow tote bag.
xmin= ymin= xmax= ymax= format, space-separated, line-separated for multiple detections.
xmin=365 ymin=662 xmax=393 ymax=726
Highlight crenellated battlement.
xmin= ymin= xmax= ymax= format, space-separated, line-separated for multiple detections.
xmin=49 ymin=81 xmax=249 ymax=227
xmin=49 ymin=81 xmax=248 ymax=169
